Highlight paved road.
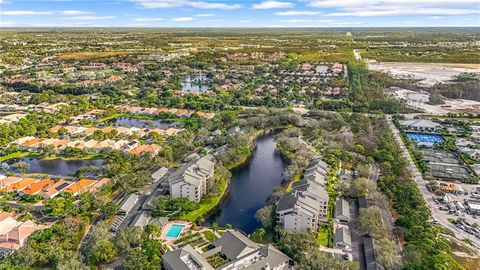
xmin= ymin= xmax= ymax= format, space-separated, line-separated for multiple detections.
xmin=387 ymin=117 xmax=480 ymax=248
xmin=368 ymin=163 xmax=380 ymax=182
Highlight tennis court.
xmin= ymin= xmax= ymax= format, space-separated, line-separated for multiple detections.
xmin=406 ymin=132 xmax=444 ymax=144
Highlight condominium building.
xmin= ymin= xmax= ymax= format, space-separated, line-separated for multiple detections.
xmin=168 ymin=155 xmax=215 ymax=202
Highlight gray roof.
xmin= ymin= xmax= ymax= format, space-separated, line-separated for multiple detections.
xmin=149 ymin=216 xmax=169 ymax=228
xmin=168 ymin=155 xmax=215 ymax=188
xmin=335 ymin=198 xmax=350 ymax=220
xmin=400 ymin=119 xmax=441 ymax=129
xmin=219 ymin=244 xmax=291 ymax=270
xmin=334 ymin=227 xmax=351 ymax=247
xmin=152 ymin=167 xmax=168 ymax=181
xmin=130 ymin=211 xmax=150 ymax=228
xmin=276 ymin=192 xmax=321 ymax=219
xmin=212 ymin=230 xmax=260 ymax=260
xmin=162 ymin=244 xmax=214 ymax=270
xmin=119 ymin=193 xmax=139 ymax=213
xmin=292 ymin=180 xmax=328 ymax=202
xmin=364 ymin=237 xmax=382 ymax=270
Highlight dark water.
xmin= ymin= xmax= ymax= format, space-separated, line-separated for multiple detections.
xmin=12 ymin=158 xmax=105 ymax=175
xmin=109 ymin=117 xmax=180 ymax=129
xmin=210 ymin=132 xmax=286 ymax=234
xmin=181 ymin=75 xmax=210 ymax=92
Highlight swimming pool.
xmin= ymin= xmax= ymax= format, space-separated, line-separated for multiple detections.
xmin=165 ymin=224 xmax=185 ymax=238
xmin=406 ymin=132 xmax=444 ymax=144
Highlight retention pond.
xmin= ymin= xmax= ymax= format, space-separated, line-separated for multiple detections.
xmin=209 ymin=131 xmax=286 ymax=234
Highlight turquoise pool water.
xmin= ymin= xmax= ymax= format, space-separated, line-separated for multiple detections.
xmin=165 ymin=224 xmax=185 ymax=238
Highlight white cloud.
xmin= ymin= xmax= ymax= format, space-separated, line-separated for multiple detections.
xmin=430 ymin=16 xmax=445 ymax=19
xmin=196 ymin=13 xmax=215 ymax=17
xmin=275 ymin=11 xmax=323 ymax=16
xmin=173 ymin=17 xmax=197 ymax=22
xmin=134 ymin=0 xmax=241 ymax=10
xmin=327 ymin=7 xmax=480 ymax=16
xmin=190 ymin=2 xmax=241 ymax=9
xmin=307 ymin=0 xmax=479 ymax=8
xmin=68 ymin=16 xmax=116 ymax=20
xmin=0 ymin=10 xmax=54 ymax=15
xmin=252 ymin=1 xmax=294 ymax=9
xmin=280 ymin=19 xmax=335 ymax=23
xmin=238 ymin=20 xmax=252 ymax=23
xmin=135 ymin=17 xmax=164 ymax=22
xmin=60 ymin=10 xmax=92 ymax=15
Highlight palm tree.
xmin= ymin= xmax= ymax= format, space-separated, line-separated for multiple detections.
xmin=211 ymin=222 xmax=219 ymax=232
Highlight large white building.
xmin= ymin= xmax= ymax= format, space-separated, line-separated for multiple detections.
xmin=168 ymin=155 xmax=215 ymax=202
xmin=276 ymin=160 xmax=329 ymax=232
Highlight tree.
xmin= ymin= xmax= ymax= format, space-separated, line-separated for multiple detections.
xmin=211 ymin=222 xmax=219 ymax=232
xmin=251 ymin=228 xmax=266 ymax=242
xmin=90 ymin=239 xmax=117 ymax=265
xmin=13 ymin=161 xmax=30 ymax=174
xmin=276 ymin=229 xmax=358 ymax=270
xmin=122 ymin=248 xmax=154 ymax=270
xmin=255 ymin=205 xmax=274 ymax=228
xmin=358 ymin=206 xmax=387 ymax=239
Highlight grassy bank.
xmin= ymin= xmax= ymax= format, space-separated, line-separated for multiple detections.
xmin=181 ymin=177 xmax=228 ymax=222
xmin=0 ymin=151 xmax=104 ymax=162
xmin=0 ymin=151 xmax=34 ymax=162
xmin=179 ymin=129 xmax=263 ymax=222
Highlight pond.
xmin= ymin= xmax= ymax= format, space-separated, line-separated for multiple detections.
xmin=181 ymin=74 xmax=210 ymax=92
xmin=208 ymin=131 xmax=286 ymax=234
xmin=108 ymin=117 xmax=181 ymax=129
xmin=8 ymin=158 xmax=106 ymax=176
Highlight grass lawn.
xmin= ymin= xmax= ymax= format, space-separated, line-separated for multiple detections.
xmin=181 ymin=177 xmax=228 ymax=222
xmin=202 ymin=230 xmax=218 ymax=241
xmin=317 ymin=227 xmax=331 ymax=247
xmin=42 ymin=153 xmax=102 ymax=160
xmin=97 ymin=113 xmax=126 ymax=123
xmin=0 ymin=151 xmax=34 ymax=162
xmin=286 ymin=172 xmax=301 ymax=192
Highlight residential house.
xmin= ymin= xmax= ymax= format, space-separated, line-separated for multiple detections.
xmin=88 ymin=178 xmax=110 ymax=192
xmin=0 ymin=177 xmax=22 ymax=190
xmin=21 ymin=179 xmax=53 ymax=195
xmin=8 ymin=178 xmax=38 ymax=192
xmin=41 ymin=180 xmax=74 ymax=199
xmin=0 ymin=220 xmax=46 ymax=250
xmin=399 ymin=119 xmax=442 ymax=132
xmin=334 ymin=227 xmax=352 ymax=250
xmin=65 ymin=179 xmax=95 ymax=195
xmin=168 ymin=155 xmax=215 ymax=202
xmin=151 ymin=167 xmax=168 ymax=182
xmin=334 ymin=198 xmax=350 ymax=223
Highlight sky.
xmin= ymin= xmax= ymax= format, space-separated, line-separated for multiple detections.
xmin=0 ymin=0 xmax=479 ymax=28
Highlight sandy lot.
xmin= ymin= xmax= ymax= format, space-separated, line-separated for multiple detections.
xmin=368 ymin=61 xmax=480 ymax=87
xmin=391 ymin=88 xmax=480 ymax=115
